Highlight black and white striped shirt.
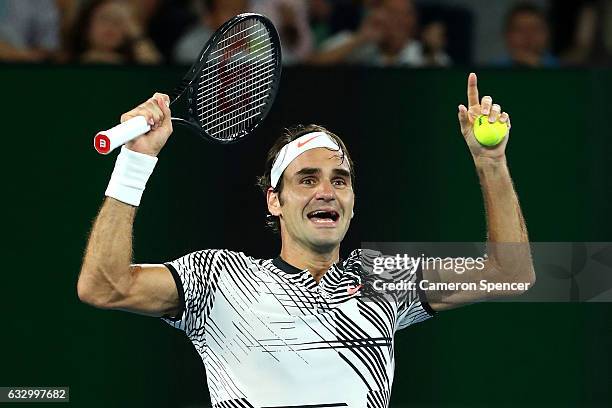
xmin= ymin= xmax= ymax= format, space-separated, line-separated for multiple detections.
xmin=163 ymin=249 xmax=434 ymax=408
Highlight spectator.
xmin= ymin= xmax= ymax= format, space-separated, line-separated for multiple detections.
xmin=553 ymin=0 xmax=612 ymax=66
xmin=252 ymin=0 xmax=313 ymax=64
xmin=309 ymin=0 xmax=427 ymax=67
xmin=421 ymin=21 xmax=451 ymax=67
xmin=308 ymin=0 xmax=364 ymax=49
xmin=55 ymin=0 xmax=82 ymax=63
xmin=309 ymin=0 xmax=334 ymax=48
xmin=173 ymin=0 xmax=250 ymax=65
xmin=146 ymin=0 xmax=197 ymax=63
xmin=328 ymin=0 xmax=366 ymax=34
xmin=129 ymin=0 xmax=161 ymax=24
xmin=0 ymin=0 xmax=61 ymax=62
xmin=306 ymin=0 xmax=371 ymax=49
xmin=68 ymin=0 xmax=162 ymax=65
xmin=494 ymin=2 xmax=558 ymax=68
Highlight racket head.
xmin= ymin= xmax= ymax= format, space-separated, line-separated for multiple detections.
xmin=173 ymin=13 xmax=282 ymax=144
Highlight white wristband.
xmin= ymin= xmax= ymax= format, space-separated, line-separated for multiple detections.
xmin=105 ymin=146 xmax=158 ymax=206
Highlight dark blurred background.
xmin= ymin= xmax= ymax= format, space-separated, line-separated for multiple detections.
xmin=3 ymin=0 xmax=612 ymax=68
xmin=1 ymin=0 xmax=612 ymax=407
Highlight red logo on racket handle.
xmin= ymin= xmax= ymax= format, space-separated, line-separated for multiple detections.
xmin=94 ymin=134 xmax=111 ymax=154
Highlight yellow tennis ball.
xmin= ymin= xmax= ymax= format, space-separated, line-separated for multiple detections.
xmin=473 ymin=114 xmax=508 ymax=146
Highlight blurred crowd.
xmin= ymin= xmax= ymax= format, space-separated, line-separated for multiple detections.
xmin=1 ymin=0 xmax=611 ymax=67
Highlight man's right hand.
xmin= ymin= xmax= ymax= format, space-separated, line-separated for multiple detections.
xmin=123 ymin=93 xmax=172 ymax=157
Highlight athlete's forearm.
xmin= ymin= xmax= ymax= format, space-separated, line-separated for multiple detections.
xmin=77 ymin=198 xmax=137 ymax=307
xmin=476 ymin=157 xmax=535 ymax=284
xmin=423 ymin=158 xmax=535 ymax=310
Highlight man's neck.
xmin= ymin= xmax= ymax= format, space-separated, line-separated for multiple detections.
xmin=279 ymin=244 xmax=340 ymax=283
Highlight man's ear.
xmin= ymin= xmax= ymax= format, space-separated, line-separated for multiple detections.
xmin=266 ymin=188 xmax=282 ymax=217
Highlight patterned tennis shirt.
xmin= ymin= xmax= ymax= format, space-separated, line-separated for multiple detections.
xmin=163 ymin=248 xmax=434 ymax=408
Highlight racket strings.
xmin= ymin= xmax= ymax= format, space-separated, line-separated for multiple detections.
xmin=196 ymin=18 xmax=277 ymax=141
xmin=216 ymin=38 xmax=275 ymax=137
xmin=211 ymin=39 xmax=273 ymax=138
xmin=198 ymin=83 xmax=272 ymax=123
xmin=205 ymin=27 xmax=268 ymax=63
xmin=196 ymin=61 xmax=274 ymax=111
xmin=196 ymin=49 xmax=274 ymax=101
xmin=201 ymin=29 xmax=270 ymax=66
xmin=199 ymin=25 xmax=273 ymax=104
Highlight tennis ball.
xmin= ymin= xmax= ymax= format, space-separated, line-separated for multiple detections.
xmin=473 ymin=114 xmax=508 ymax=146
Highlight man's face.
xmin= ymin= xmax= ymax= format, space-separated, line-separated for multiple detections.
xmin=506 ymin=12 xmax=549 ymax=56
xmin=379 ymin=0 xmax=416 ymax=53
xmin=269 ymin=148 xmax=354 ymax=253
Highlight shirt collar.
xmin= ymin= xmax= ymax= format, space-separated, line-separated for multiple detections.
xmin=272 ymin=256 xmax=344 ymax=274
xmin=271 ymin=256 xmax=346 ymax=293
xmin=272 ymin=256 xmax=303 ymax=274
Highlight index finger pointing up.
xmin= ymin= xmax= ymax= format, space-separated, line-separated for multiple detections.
xmin=467 ymin=72 xmax=479 ymax=107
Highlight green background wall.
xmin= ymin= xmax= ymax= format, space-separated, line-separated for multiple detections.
xmin=1 ymin=65 xmax=610 ymax=407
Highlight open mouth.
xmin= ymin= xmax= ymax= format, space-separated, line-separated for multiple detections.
xmin=307 ymin=210 xmax=340 ymax=225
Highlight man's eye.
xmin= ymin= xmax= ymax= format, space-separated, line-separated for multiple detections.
xmin=333 ymin=179 xmax=347 ymax=186
xmin=302 ymin=178 xmax=315 ymax=185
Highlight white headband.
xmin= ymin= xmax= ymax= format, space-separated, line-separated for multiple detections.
xmin=270 ymin=132 xmax=345 ymax=188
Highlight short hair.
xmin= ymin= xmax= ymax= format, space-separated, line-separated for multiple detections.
xmin=256 ymin=124 xmax=355 ymax=234
xmin=504 ymin=2 xmax=548 ymax=32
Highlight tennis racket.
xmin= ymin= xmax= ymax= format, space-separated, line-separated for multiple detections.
xmin=94 ymin=13 xmax=282 ymax=154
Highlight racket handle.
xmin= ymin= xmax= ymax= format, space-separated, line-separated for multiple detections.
xmin=93 ymin=116 xmax=151 ymax=155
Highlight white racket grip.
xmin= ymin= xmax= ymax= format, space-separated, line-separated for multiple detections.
xmin=94 ymin=116 xmax=151 ymax=155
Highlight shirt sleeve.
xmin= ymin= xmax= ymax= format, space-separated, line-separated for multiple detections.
xmin=161 ymin=249 xmax=227 ymax=337
xmin=355 ymin=248 xmax=435 ymax=331
xmin=395 ymin=259 xmax=436 ymax=331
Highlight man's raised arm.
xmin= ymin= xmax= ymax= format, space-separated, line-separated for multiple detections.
xmin=77 ymin=93 xmax=180 ymax=318
xmin=424 ymin=73 xmax=536 ymax=311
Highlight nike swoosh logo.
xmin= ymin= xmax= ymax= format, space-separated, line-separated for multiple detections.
xmin=297 ymin=135 xmax=320 ymax=148
xmin=347 ymin=284 xmax=363 ymax=295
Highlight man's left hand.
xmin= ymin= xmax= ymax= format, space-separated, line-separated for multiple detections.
xmin=458 ymin=73 xmax=510 ymax=162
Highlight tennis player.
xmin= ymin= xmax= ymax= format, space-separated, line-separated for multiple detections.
xmin=78 ymin=73 xmax=535 ymax=407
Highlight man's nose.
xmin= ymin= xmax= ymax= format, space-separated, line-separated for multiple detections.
xmin=315 ymin=180 xmax=335 ymax=201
